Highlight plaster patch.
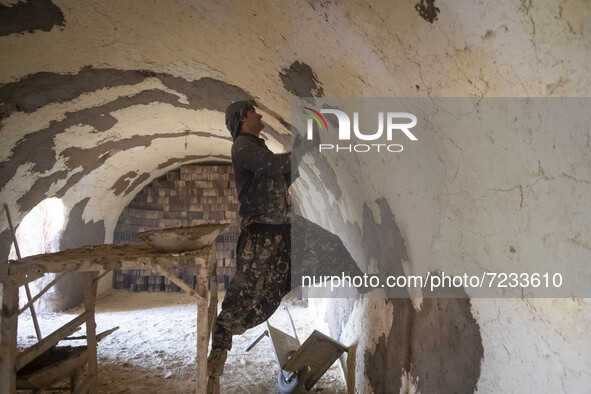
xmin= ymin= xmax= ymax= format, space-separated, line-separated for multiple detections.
xmin=409 ymin=297 xmax=423 ymax=311
xmin=411 ymin=293 xmax=483 ymax=394
xmin=279 ymin=61 xmax=324 ymax=97
xmin=0 ymin=89 xmax=182 ymax=191
xmin=415 ymin=0 xmax=440 ymax=24
xmin=16 ymin=170 xmax=68 ymax=213
xmin=0 ymin=67 xmax=258 ymax=197
xmin=2 ymin=75 xmax=199 ymax=161
xmin=2 ymin=101 xmax=235 ymax=211
xmin=153 ymin=74 xmax=252 ymax=112
xmin=362 ymin=199 xmax=409 ymax=296
xmin=111 ymin=170 xmax=138 ymax=196
xmin=55 ymin=197 xmax=105 ymax=310
xmin=291 ymin=173 xmax=325 ymax=224
xmin=55 ymin=171 xmax=83 ymax=199
xmin=59 ymin=197 xmax=105 ymax=248
xmin=54 ymin=124 xmax=98 ymax=150
xmin=364 ymin=299 xmax=413 ymax=394
xmin=324 ymin=298 xmax=355 ymax=342
xmin=0 ymin=102 xmax=17 ymax=119
xmin=0 ymin=162 xmax=36 ymax=202
xmin=0 ymin=0 xmax=64 ymax=36
xmin=46 ymin=166 xmax=81 ymax=197
xmin=365 ymin=200 xmax=382 ymax=226
xmin=364 ymin=294 xmax=483 ymax=394
xmin=0 ymin=67 xmax=144 ymax=113
xmin=59 ymin=133 xmax=182 ymax=190
xmin=400 ymin=370 xmax=419 ymax=394
xmin=124 ymin=172 xmax=151 ymax=196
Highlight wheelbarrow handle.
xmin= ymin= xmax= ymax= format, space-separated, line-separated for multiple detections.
xmin=245 ymin=330 xmax=269 ymax=352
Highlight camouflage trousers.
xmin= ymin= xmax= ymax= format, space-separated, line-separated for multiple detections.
xmin=212 ymin=223 xmax=291 ymax=351
xmin=211 ymin=216 xmax=368 ymax=350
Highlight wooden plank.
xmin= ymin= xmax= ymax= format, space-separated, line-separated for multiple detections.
xmin=72 ymin=375 xmax=92 ymax=394
xmin=266 ymin=322 xmax=301 ymax=368
xmin=281 ymin=330 xmax=348 ymax=391
xmin=70 ymin=362 xmax=80 ymax=392
xmin=19 ymin=272 xmax=68 ymax=315
xmin=63 ymin=326 xmax=119 ymax=342
xmin=196 ymin=256 xmax=209 ymax=394
xmin=16 ymin=311 xmax=89 ymax=370
xmin=9 ymin=243 xmax=210 ymax=277
xmin=23 ymin=284 xmax=42 ymax=341
xmin=150 ymin=263 xmax=204 ymax=302
xmin=16 ymin=347 xmax=87 ymax=390
xmin=4 ymin=204 xmax=42 ymax=341
xmin=96 ymin=326 xmax=118 ymax=342
xmin=13 ymin=271 xmax=45 ymax=288
xmin=92 ymin=270 xmax=111 ymax=286
xmin=0 ymin=274 xmax=19 ymax=394
xmin=84 ymin=272 xmax=99 ymax=394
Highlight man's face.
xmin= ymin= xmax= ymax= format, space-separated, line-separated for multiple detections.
xmin=241 ymin=108 xmax=264 ymax=134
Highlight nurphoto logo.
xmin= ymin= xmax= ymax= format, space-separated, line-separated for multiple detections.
xmin=303 ymin=107 xmax=418 ymax=153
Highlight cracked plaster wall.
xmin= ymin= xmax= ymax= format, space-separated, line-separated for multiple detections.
xmin=0 ymin=0 xmax=590 ymax=392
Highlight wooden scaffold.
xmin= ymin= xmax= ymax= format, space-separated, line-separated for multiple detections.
xmin=0 ymin=222 xmax=226 ymax=394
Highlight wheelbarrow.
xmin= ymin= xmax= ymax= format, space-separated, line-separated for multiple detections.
xmin=246 ymin=307 xmax=348 ymax=393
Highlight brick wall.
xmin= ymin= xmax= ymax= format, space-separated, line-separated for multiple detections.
xmin=113 ymin=164 xmax=240 ymax=292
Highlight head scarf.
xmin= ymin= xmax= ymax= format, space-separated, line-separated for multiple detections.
xmin=225 ymin=100 xmax=255 ymax=141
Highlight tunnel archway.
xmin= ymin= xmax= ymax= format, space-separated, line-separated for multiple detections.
xmin=8 ymin=197 xmax=65 ymax=312
xmin=111 ymin=162 xmax=240 ymax=293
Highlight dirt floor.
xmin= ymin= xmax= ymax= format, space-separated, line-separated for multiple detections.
xmin=17 ymin=289 xmax=347 ymax=393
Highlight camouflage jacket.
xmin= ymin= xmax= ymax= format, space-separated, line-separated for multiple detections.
xmin=231 ymin=133 xmax=294 ymax=228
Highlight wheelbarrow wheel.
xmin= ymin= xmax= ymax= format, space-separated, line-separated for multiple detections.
xmin=277 ymin=367 xmax=308 ymax=394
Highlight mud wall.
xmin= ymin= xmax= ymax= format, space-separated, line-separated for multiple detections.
xmin=0 ymin=0 xmax=589 ymax=392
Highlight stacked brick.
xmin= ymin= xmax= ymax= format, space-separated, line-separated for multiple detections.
xmin=113 ymin=164 xmax=240 ymax=292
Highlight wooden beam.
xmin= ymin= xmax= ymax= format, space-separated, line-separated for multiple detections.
xmin=18 ymin=272 xmax=68 ymax=315
xmin=62 ymin=326 xmax=119 ymax=342
xmin=196 ymin=256 xmax=209 ymax=394
xmin=16 ymin=347 xmax=87 ymax=390
xmin=72 ymin=375 xmax=92 ymax=394
xmin=149 ymin=263 xmax=205 ymax=302
xmin=70 ymin=364 xmax=80 ymax=392
xmin=9 ymin=243 xmax=210 ymax=277
xmin=23 ymin=284 xmax=42 ymax=341
xmin=13 ymin=271 xmax=45 ymax=288
xmin=4 ymin=204 xmax=42 ymax=341
xmin=16 ymin=311 xmax=89 ymax=370
xmin=0 ymin=275 xmax=19 ymax=393
xmin=84 ymin=272 xmax=99 ymax=394
xmin=92 ymin=270 xmax=111 ymax=286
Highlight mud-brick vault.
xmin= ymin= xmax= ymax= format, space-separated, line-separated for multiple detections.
xmin=1 ymin=0 xmax=590 ymax=392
